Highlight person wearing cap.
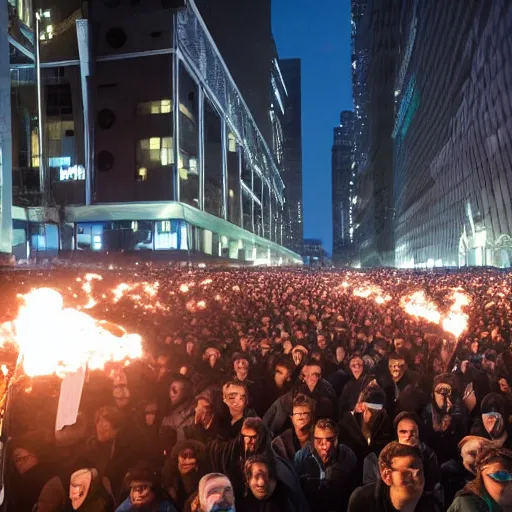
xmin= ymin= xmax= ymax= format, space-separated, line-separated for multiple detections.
xmin=471 ymin=393 xmax=512 ymax=449
xmin=339 ymin=384 xmax=392 ymax=483
xmin=448 ymin=446 xmax=512 ymax=512
xmin=294 ymin=418 xmax=357 ymax=512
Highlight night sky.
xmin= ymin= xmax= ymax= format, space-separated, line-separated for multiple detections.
xmin=272 ymin=0 xmax=353 ymax=255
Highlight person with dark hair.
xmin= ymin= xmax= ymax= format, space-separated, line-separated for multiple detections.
xmin=338 ymin=355 xmax=367 ymax=418
xmin=6 ymin=430 xmax=56 ymax=512
xmin=160 ymin=375 xmax=195 ymax=444
xmin=184 ymin=388 xmax=223 ymax=445
xmin=161 ymin=440 xmax=207 ymax=511
xmin=116 ymin=463 xmax=176 ymax=511
xmin=295 ymin=418 xmax=357 ymax=512
xmin=348 ymin=442 xmax=442 ymax=512
xmin=448 ymin=447 xmax=512 ymax=511
xmin=218 ymin=380 xmax=256 ymax=440
xmin=238 ymin=454 xmax=297 ymax=512
xmin=272 ymin=394 xmax=315 ymax=462
xmin=363 ymin=411 xmax=441 ymax=501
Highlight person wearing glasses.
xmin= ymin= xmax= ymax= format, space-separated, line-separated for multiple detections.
xmin=348 ymin=441 xmax=442 ymax=512
xmin=448 ymin=447 xmax=512 ymax=512
xmin=294 ymin=418 xmax=357 ymax=512
xmin=272 ymin=393 xmax=315 ymax=462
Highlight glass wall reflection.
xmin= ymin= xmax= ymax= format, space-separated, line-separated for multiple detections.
xmin=179 ymin=65 xmax=199 ymax=208
xmin=203 ymin=99 xmax=223 ymax=217
xmin=227 ymin=132 xmax=241 ymax=226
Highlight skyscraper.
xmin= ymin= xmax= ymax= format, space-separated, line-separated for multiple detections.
xmin=332 ymin=111 xmax=355 ymax=263
xmin=280 ymin=58 xmax=303 ymax=252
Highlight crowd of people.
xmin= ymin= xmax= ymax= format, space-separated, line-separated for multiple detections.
xmin=2 ymin=266 xmax=512 ymax=512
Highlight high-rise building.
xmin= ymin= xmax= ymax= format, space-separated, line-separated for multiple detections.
xmin=393 ymin=0 xmax=512 ymax=268
xmin=0 ymin=0 xmax=301 ymax=265
xmin=352 ymin=0 xmax=399 ymax=267
xmin=279 ymin=58 xmax=303 ymax=252
xmin=332 ymin=111 xmax=355 ymax=263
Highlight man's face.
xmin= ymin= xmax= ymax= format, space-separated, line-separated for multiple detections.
xmin=274 ymin=365 xmax=291 ymax=389
xmin=349 ymin=358 xmax=364 ymax=380
xmin=178 ymin=448 xmax=197 ymax=475
xmin=169 ymin=380 xmax=186 ymax=406
xmin=96 ymin=417 xmax=118 ymax=442
xmin=144 ymin=403 xmax=158 ymax=427
xmin=113 ymin=385 xmax=130 ymax=409
xmin=317 ymin=336 xmax=327 ymax=350
xmin=195 ymin=398 xmax=214 ymax=427
xmin=248 ymin=462 xmax=274 ymax=500
xmin=291 ymin=405 xmax=311 ymax=431
xmin=234 ymin=358 xmax=249 ymax=376
xmin=241 ymin=427 xmax=259 ymax=456
xmin=302 ymin=365 xmax=321 ymax=392
xmin=499 ymin=378 xmax=511 ymax=394
xmin=382 ymin=455 xmax=424 ymax=500
xmin=186 ymin=341 xmax=195 ymax=356
xmin=313 ymin=426 xmax=337 ymax=464
xmin=200 ymin=476 xmax=235 ymax=512
xmin=223 ymin=385 xmax=247 ymax=417
xmin=397 ymin=419 xmax=420 ymax=447
xmin=388 ymin=358 xmax=407 ymax=383
xmin=461 ymin=439 xmax=487 ymax=474
xmin=69 ymin=469 xmax=92 ymax=510
xmin=483 ymin=412 xmax=505 ymax=438
xmin=13 ymin=448 xmax=37 ymax=475
xmin=129 ymin=480 xmax=155 ymax=508
xmin=292 ymin=350 xmax=304 ymax=366
xmin=335 ymin=346 xmax=346 ymax=363
xmin=434 ymin=383 xmax=453 ymax=413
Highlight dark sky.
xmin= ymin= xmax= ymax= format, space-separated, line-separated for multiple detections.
xmin=272 ymin=0 xmax=353 ymax=254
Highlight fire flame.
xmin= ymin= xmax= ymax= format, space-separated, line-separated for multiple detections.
xmin=0 ymin=288 xmax=143 ymax=378
xmin=400 ymin=291 xmax=442 ymax=325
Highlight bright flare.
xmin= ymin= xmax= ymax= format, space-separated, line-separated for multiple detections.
xmin=0 ymin=288 xmax=143 ymax=378
xmin=400 ymin=291 xmax=442 ymax=325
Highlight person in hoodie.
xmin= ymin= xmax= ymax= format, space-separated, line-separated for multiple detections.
xmin=162 ymin=440 xmax=207 ymax=511
xmin=294 ymin=418 xmax=357 ymax=512
xmin=239 ymin=454 xmax=298 ymax=512
xmin=116 ymin=463 xmax=176 ymax=512
xmin=448 ymin=446 xmax=512 ymax=512
xmin=471 ymin=393 xmax=512 ymax=449
xmin=338 ymin=355 xmax=367 ymax=418
xmin=422 ymin=373 xmax=468 ymax=466
xmin=184 ymin=388 xmax=223 ymax=445
xmin=208 ymin=417 xmax=308 ymax=511
xmin=339 ymin=385 xmax=392 ymax=482
xmin=159 ymin=375 xmax=195 ymax=444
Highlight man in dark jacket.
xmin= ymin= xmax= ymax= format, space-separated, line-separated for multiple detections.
xmin=208 ymin=417 xmax=308 ymax=512
xmin=238 ymin=454 xmax=298 ymax=512
xmin=294 ymin=418 xmax=357 ymax=512
xmin=348 ymin=442 xmax=442 ymax=512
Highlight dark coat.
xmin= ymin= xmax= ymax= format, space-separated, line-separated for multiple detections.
xmin=294 ymin=442 xmax=357 ymax=512
xmin=348 ymin=481 xmax=443 ymax=512
xmin=237 ymin=481 xmax=298 ymax=512
xmin=271 ymin=428 xmax=303 ymax=462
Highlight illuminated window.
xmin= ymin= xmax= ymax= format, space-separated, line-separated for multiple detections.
xmin=136 ymin=167 xmax=148 ymax=182
xmin=228 ymin=132 xmax=237 ymax=153
xmin=31 ymin=129 xmax=40 ymax=167
xmin=137 ymin=137 xmax=173 ymax=168
xmin=137 ymin=99 xmax=172 ymax=115
xmin=160 ymin=220 xmax=171 ymax=233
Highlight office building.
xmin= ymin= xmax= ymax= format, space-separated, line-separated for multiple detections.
xmin=332 ymin=111 xmax=355 ymax=264
xmin=393 ymin=0 xmax=512 ymax=268
xmin=279 ymin=58 xmax=303 ymax=252
xmin=0 ymin=0 xmax=301 ymax=265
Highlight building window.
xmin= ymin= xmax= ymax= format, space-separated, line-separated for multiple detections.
xmin=46 ymin=84 xmax=73 ymax=117
xmin=137 ymin=99 xmax=172 ymax=115
xmin=136 ymin=167 xmax=148 ymax=182
xmin=136 ymin=137 xmax=173 ymax=168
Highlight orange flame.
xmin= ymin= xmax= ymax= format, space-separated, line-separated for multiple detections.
xmin=0 ymin=288 xmax=143 ymax=378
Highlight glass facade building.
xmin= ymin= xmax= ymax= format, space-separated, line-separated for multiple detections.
xmin=0 ymin=0 xmax=302 ymax=265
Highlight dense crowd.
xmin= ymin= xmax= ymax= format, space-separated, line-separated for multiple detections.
xmin=2 ymin=266 xmax=512 ymax=512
